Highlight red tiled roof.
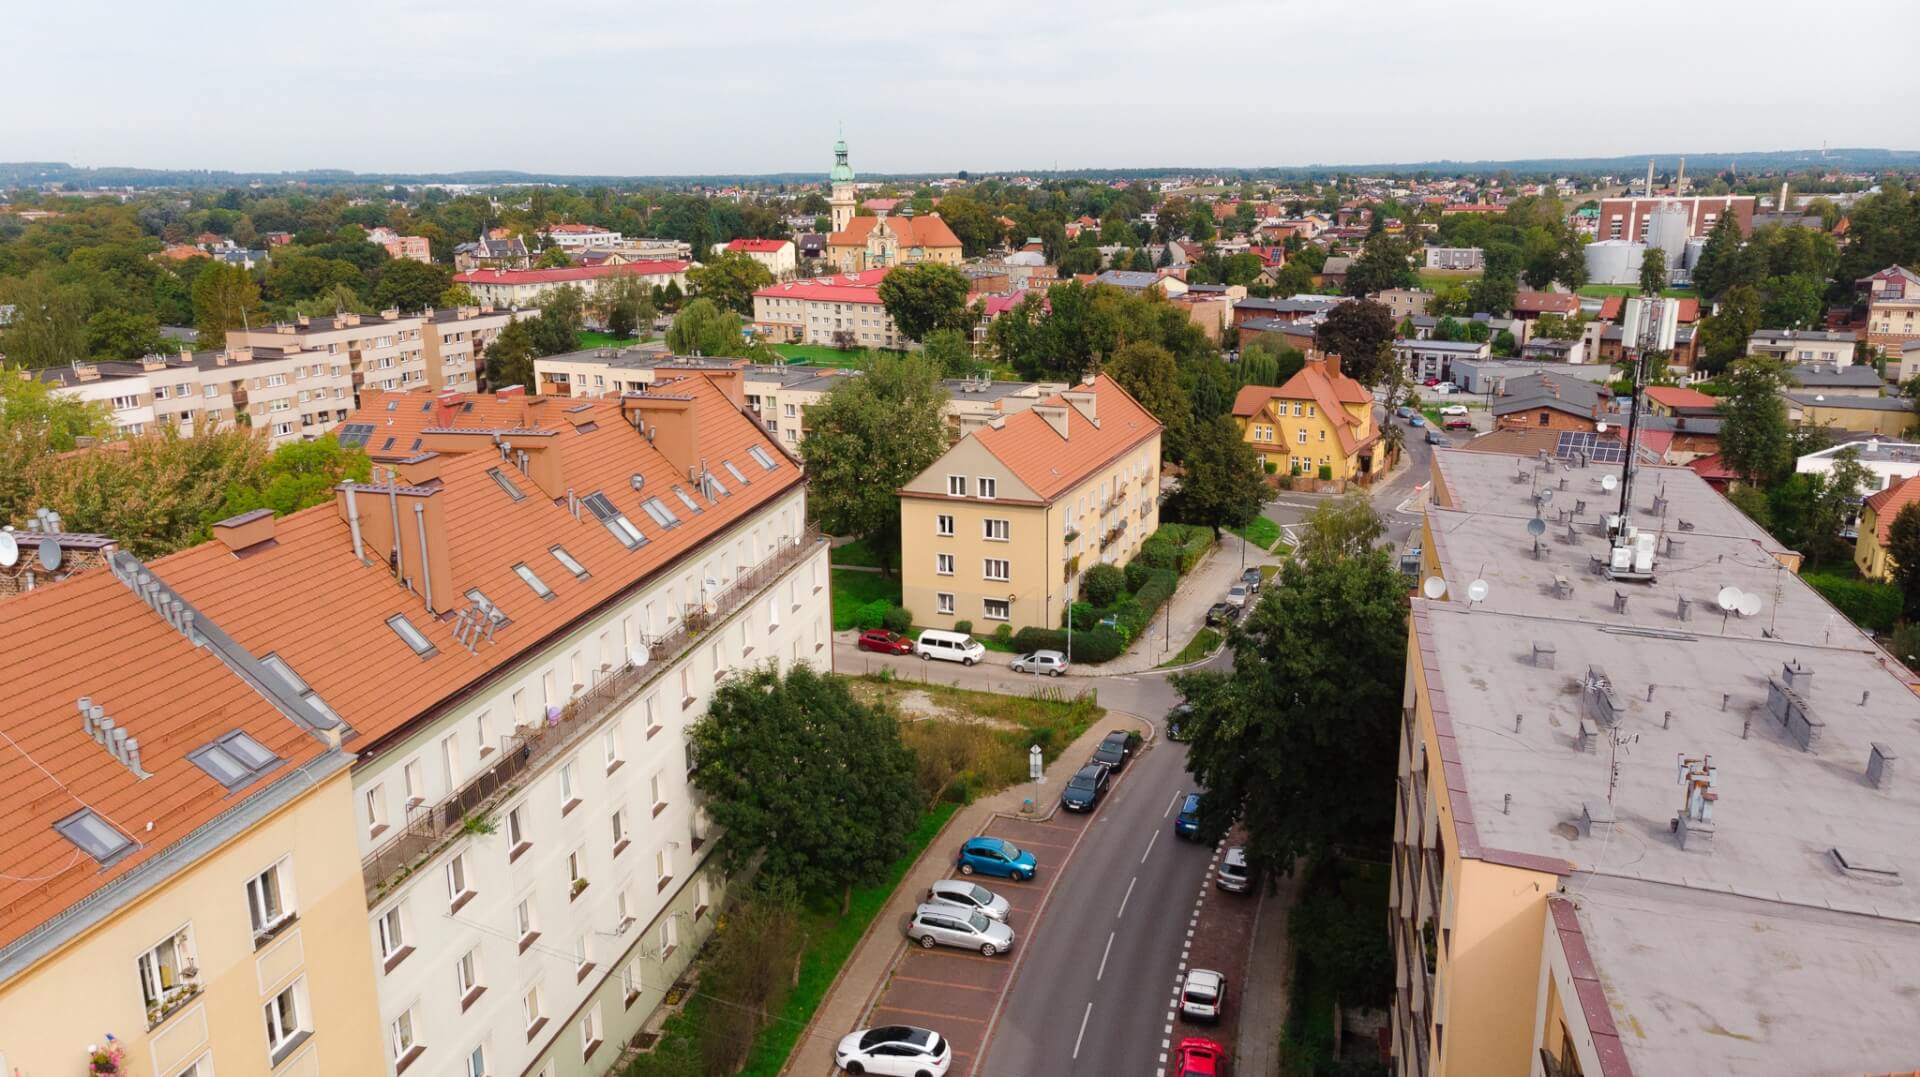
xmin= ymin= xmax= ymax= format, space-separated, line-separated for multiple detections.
xmin=829 ymin=214 xmax=960 ymax=251
xmin=545 ymin=223 xmax=613 ymax=234
xmin=1865 ymin=475 xmax=1920 ymax=543
xmin=726 ymin=239 xmax=791 ymax=253
xmin=1513 ymin=291 xmax=1580 ymax=315
xmin=965 ymin=375 xmax=1162 ymax=501
xmin=1644 ymin=385 xmax=1720 ymax=410
xmin=452 ymin=261 xmax=689 ymax=285
xmin=753 ymin=268 xmax=892 ymax=304
xmin=1599 ymin=295 xmax=1624 ymax=321
xmin=1686 ymin=453 xmax=1739 ymax=481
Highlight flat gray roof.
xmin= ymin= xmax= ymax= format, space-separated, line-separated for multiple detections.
xmin=1421 ymin=446 xmax=1920 ymax=1075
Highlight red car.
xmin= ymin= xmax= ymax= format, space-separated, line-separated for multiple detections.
xmin=1175 ymin=1038 xmax=1226 ymax=1077
xmin=857 ymin=629 xmax=914 ymax=655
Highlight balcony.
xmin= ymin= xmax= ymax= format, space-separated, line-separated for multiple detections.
xmin=360 ymin=529 xmax=827 ymax=898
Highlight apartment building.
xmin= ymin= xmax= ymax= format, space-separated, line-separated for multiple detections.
xmin=752 ymin=270 xmax=913 ymax=348
xmin=0 ymin=554 xmax=380 ymax=1077
xmin=1746 ymin=328 xmax=1858 ymax=367
xmin=541 ymin=224 xmax=624 ymax=251
xmin=1394 ymin=446 xmax=1920 ymax=1077
xmin=229 ymin=310 xmax=431 ymax=402
xmin=714 ymin=238 xmax=797 ymax=280
xmin=1232 ymin=356 xmax=1386 ymax=482
xmin=533 ymin=346 xmax=678 ymax=398
xmin=34 ymin=344 xmax=356 ymax=446
xmin=152 ymin=369 xmax=827 ymax=1077
xmin=422 ymin=306 xmax=524 ymax=393
xmin=454 ymin=262 xmax=692 ymax=311
xmin=1859 ymin=265 xmax=1920 ymax=355
xmin=900 ymin=374 xmax=1162 ymax=633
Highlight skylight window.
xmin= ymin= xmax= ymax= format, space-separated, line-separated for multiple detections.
xmin=53 ymin=808 xmax=134 ymax=866
xmin=722 ymin=460 xmax=750 ymax=486
xmin=671 ymin=486 xmax=704 ymax=514
xmin=640 ymin=497 xmax=680 ymax=529
xmin=747 ymin=445 xmax=778 ymax=471
xmin=188 ymin=731 xmax=284 ymax=791
xmin=337 ymin=423 xmax=374 ymax=448
xmin=704 ymin=471 xmax=729 ymax=497
xmin=386 ymin=400 xmax=398 ymax=411
xmin=488 ymin=468 xmax=526 ymax=501
xmin=583 ymin=492 xmax=648 ymax=549
xmin=260 ymin=654 xmax=339 ymax=723
xmin=465 ymin=588 xmax=509 ymax=626
xmin=550 ymin=545 xmax=590 ymax=579
xmin=514 ymin=563 xmax=554 ymax=599
xmin=388 ymin=614 xmax=437 ymax=657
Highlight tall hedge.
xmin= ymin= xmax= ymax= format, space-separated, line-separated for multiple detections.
xmin=1012 ymin=626 xmax=1125 ymax=663
xmin=1805 ymin=573 xmax=1900 ymax=632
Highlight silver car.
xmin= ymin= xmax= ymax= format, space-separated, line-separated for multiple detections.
xmin=1216 ymin=847 xmax=1251 ymax=893
xmin=905 ymin=902 xmax=1015 ymax=956
xmin=1180 ymin=968 xmax=1227 ymax=1023
xmin=925 ymin=879 xmax=1012 ymax=922
xmin=1010 ymin=649 xmax=1068 ymax=676
xmin=1225 ymin=583 xmax=1250 ymax=608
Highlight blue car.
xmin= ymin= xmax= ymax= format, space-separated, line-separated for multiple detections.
xmin=958 ymin=837 xmax=1037 ymax=881
xmin=1175 ymin=793 xmax=1204 ymax=840
xmin=1408 ymin=414 xmax=1426 ymax=427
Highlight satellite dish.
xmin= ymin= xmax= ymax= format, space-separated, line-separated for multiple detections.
xmin=1527 ymin=517 xmax=1547 ymax=537
xmin=1737 ymin=593 xmax=1763 ymax=618
xmin=1422 ymin=576 xmax=1446 ymax=600
xmin=37 ymin=538 xmax=62 ymax=573
xmin=1596 ymin=422 xmax=1609 ymax=433
xmin=1601 ymin=474 xmax=1619 ymax=492
xmin=0 ymin=531 xmax=15 ymax=568
xmin=1716 ymin=586 xmax=1740 ymax=612
xmin=1467 ymin=578 xmax=1490 ymax=603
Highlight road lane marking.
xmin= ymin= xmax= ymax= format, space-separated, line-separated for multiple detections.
xmin=1072 ymin=1002 xmax=1093 ymax=1059
xmin=874 ymin=1005 xmax=988 ymax=1024
xmin=1117 ymin=876 xmax=1137 ymax=919
xmin=890 ymin=974 xmax=999 ymax=993
xmin=1141 ymin=830 xmax=1159 ymax=864
xmin=1164 ymin=790 xmax=1182 ymax=818
xmin=1097 ymin=931 xmax=1115 ymax=980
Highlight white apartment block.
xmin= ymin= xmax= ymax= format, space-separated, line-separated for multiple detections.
xmin=751 ymin=271 xmax=911 ymax=350
xmin=542 ymin=225 xmax=624 ymax=251
xmin=423 ymin=306 xmax=524 ymax=394
xmin=34 ymin=346 xmax=356 ymax=446
xmin=230 ymin=310 xmax=430 ymax=402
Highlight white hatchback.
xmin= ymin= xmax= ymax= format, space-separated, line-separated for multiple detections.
xmin=835 ymin=1025 xmax=951 ymax=1077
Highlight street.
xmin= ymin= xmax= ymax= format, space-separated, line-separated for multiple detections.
xmin=1262 ymin=402 xmax=1456 ymax=553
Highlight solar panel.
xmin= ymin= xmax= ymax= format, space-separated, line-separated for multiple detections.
xmin=1555 ymin=431 xmax=1625 ymax=464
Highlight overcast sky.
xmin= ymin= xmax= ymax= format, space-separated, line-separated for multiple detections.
xmin=11 ymin=0 xmax=1898 ymax=177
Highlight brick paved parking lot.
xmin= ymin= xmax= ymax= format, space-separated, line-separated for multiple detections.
xmin=1158 ymin=832 xmax=1259 ymax=1076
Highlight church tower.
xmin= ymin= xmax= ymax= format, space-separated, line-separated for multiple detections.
xmin=829 ymin=134 xmax=855 ymax=233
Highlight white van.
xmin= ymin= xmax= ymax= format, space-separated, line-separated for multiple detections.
xmin=916 ymin=629 xmax=986 ymax=666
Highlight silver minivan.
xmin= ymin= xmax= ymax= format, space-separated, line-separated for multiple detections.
xmin=905 ymin=902 xmax=1015 ymax=956
xmin=916 ymin=629 xmax=986 ymax=666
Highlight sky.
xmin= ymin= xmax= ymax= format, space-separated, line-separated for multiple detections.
xmin=10 ymin=0 xmax=1904 ymax=177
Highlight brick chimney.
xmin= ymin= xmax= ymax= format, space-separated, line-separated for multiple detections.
xmin=622 ymin=391 xmax=701 ymax=476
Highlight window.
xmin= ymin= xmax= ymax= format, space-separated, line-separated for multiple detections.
xmin=264 ymin=980 xmax=306 ymax=1062
xmin=947 ymin=475 xmax=967 ymax=497
xmin=446 ymin=853 xmax=474 ymax=908
xmin=650 ymin=773 xmax=666 ymax=815
xmin=783 ymin=402 xmax=797 ymax=417
xmin=573 ymin=933 xmax=592 ymax=975
xmin=515 ymin=897 xmax=537 ymax=945
xmin=388 ymin=614 xmax=436 ymax=657
xmin=366 ymin=785 xmax=389 ymax=837
xmin=983 ymin=598 xmax=1011 ymax=621
xmin=465 ymin=1044 xmax=488 ymax=1077
xmin=603 ymin=725 xmax=623 ymax=772
xmin=612 ymin=807 xmax=630 ymax=854
xmin=522 ymin=986 xmax=544 ymax=1036
xmin=984 ymin=519 xmax=1009 ymax=541
xmin=936 ymin=553 xmax=954 ymax=576
xmin=136 ymin=928 xmax=197 ymax=1015
xmin=513 ymin=563 xmax=554 ymax=599
xmin=507 ymin=805 xmax=529 ymax=857
xmin=640 ymin=497 xmax=680 ymax=528
xmin=442 ymin=734 xmax=464 ymax=788
xmin=403 ymin=758 xmax=425 ymax=806
xmin=722 ymin=459 xmax=750 ymax=486
xmin=983 ymin=558 xmax=1010 ymax=581
xmin=559 ymin=759 xmax=580 ymax=812
xmin=660 ymin=915 xmax=679 ymax=958
xmin=187 ymin=730 xmax=283 ymax=790
xmin=247 ymin=859 xmax=295 ymax=940
xmin=1296 ymin=428 xmax=1308 ymax=444
xmin=978 ymin=477 xmax=997 ymax=499
xmin=937 ymin=592 xmax=955 ymax=615
xmin=580 ymin=1004 xmax=603 ymax=1058
xmin=656 ymin=847 xmax=673 ymax=887
xmin=936 ymin=514 xmax=954 ymax=536
xmin=583 ymin=491 xmax=647 ymax=548
xmin=389 ymin=1010 xmax=419 ymax=1068
xmin=747 ymin=445 xmax=778 ymax=470
xmin=568 ymin=848 xmax=587 ymax=899
xmin=377 ymin=906 xmax=410 ymax=964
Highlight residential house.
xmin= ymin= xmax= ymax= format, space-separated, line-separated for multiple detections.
xmin=1788 ymin=362 xmax=1883 ymax=397
xmin=1235 ymin=319 xmax=1320 ymax=356
xmin=1748 ymin=328 xmax=1858 ymax=367
xmin=1509 ymin=291 xmax=1580 ymax=323
xmin=1859 ymin=266 xmax=1920 ymax=356
xmin=714 ymin=238 xmax=797 ymax=280
xmin=1093 ymin=270 xmax=1187 ymax=297
xmin=898 ymin=375 xmax=1162 ymax=634
xmin=1490 ymin=372 xmax=1619 ymax=432
xmin=751 ymin=270 xmax=910 ymax=349
xmin=1232 ymin=296 xmax=1341 ymax=329
xmin=452 ymin=263 xmax=692 ymax=311
xmin=1168 ymin=292 xmax=1231 ymax=342
xmin=1424 ymin=246 xmax=1484 ymax=271
xmin=1517 ymin=336 xmax=1586 ymax=365
xmin=422 ymin=306 xmax=524 ymax=393
xmin=1787 ymin=392 xmax=1916 ymax=438
xmin=1395 ymin=338 xmax=1490 ymax=384
xmin=533 ymin=346 xmax=679 ymax=399
xmin=454 ymin=233 xmax=531 ymax=272
xmin=1319 ymin=256 xmax=1352 ymax=289
xmin=1232 ymin=355 xmax=1384 ymax=482
xmin=369 ymin=228 xmax=433 ymax=264
xmin=37 ymin=343 xmax=356 ymax=446
xmin=1855 ymin=474 xmax=1920 ymax=578
xmin=1641 ymin=385 xmax=1720 ymax=418
xmin=1376 ymin=288 xmax=1434 ymax=322
xmin=1799 ymin=436 xmax=1920 ymax=495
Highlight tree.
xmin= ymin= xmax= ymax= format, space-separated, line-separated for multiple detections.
xmin=1761 ymin=273 xmax=1824 ymax=330
xmin=220 ymin=437 xmax=372 ymax=519
xmin=1239 ymin=337 xmax=1303 ymax=387
xmin=1163 ymin=416 xmax=1266 ymax=537
xmin=878 ymin=263 xmax=972 ymax=343
xmin=688 ymin=252 xmax=774 ymax=315
xmin=800 ymin=353 xmax=948 ymax=577
xmin=438 ymin=284 xmax=477 ymax=308
xmin=190 ymin=262 xmax=261 ymax=350
xmin=1294 ymin=493 xmax=1386 ymax=563
xmin=0 ymin=272 xmax=92 ymax=369
xmin=1531 ymin=312 xmax=1586 ymax=341
xmin=667 ymin=297 xmax=750 ymax=357
xmin=372 ymin=258 xmax=452 ymax=313
xmin=19 ymin=424 xmax=268 ymax=559
xmin=1468 ymin=273 xmax=1518 ymax=317
xmin=530 ymin=285 xmax=583 ymax=355
xmin=85 ymin=308 xmax=173 ymax=360
xmin=595 ymin=276 xmax=655 ymax=341
xmin=1889 ymin=502 xmax=1920 ymax=622
xmin=1696 ymin=284 xmax=1764 ymax=374
xmin=1717 ymin=357 xmax=1793 ymax=483
xmin=1312 ymin=299 xmax=1396 ymax=386
xmin=920 ymin=327 xmax=975 ymax=377
xmin=689 ymin=664 xmax=920 ymax=908
xmin=1105 ymin=341 xmax=1193 ymax=460
xmin=1796 ymin=447 xmax=1871 ymax=569
xmin=1344 ymin=233 xmax=1416 ymax=297
xmin=534 ymin=246 xmax=572 ymax=269
xmin=1170 ymin=542 xmax=1407 ymax=878
xmin=483 ymin=318 xmax=538 ymax=391
xmin=1691 ymin=214 xmax=1741 ymax=300
xmin=1639 ymin=247 xmax=1668 ymax=295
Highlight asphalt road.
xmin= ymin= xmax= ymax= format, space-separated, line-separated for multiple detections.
xmin=1261 ymin=402 xmax=1454 ymax=554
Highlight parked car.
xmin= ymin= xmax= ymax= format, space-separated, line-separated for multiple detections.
xmin=1174 ymin=792 xmax=1204 ymax=840
xmin=916 ymin=629 xmax=985 ymax=666
xmin=1010 ymin=649 xmax=1069 ymax=676
xmin=1225 ymin=583 xmax=1250 ymax=608
xmin=1433 ymin=381 xmax=1456 ymax=394
xmin=1176 ymin=1037 xmax=1227 ymax=1077
xmin=1216 ymin=846 xmax=1251 ymax=893
xmin=1166 ymin=702 xmax=1192 ymax=741
xmin=1425 ymin=428 xmax=1448 ymax=446
xmin=857 ymin=629 xmax=914 ymax=655
xmin=1205 ymin=602 xmax=1237 ymax=627
xmin=1060 ymin=763 xmax=1111 ymax=812
xmin=1439 ymin=404 xmax=1468 ymax=416
xmin=1444 ymin=416 xmax=1472 ymax=430
xmin=957 ymin=837 xmax=1036 ymax=881
xmin=1423 ymin=377 xmax=1440 ymax=387
xmin=1090 ymin=729 xmax=1134 ymax=772
xmin=1180 ymin=968 xmax=1228 ymax=1023
xmin=925 ymin=879 xmax=1011 ymax=922
xmin=1239 ymin=567 xmax=1263 ymax=593
xmin=1394 ymin=405 xmax=1414 ymax=419
xmin=836 ymin=1026 xmax=952 ymax=1077
xmin=905 ymin=903 xmax=1016 ymax=956
xmin=1408 ymin=414 xmax=1426 ymax=427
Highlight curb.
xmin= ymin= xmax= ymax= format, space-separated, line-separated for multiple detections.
xmin=987 ymin=710 xmax=1156 ymax=824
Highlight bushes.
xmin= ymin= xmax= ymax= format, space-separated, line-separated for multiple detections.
xmin=953 ymin=619 xmax=972 ymax=635
xmin=1318 ymin=464 xmax=1333 ymax=481
xmin=1082 ymin=563 xmax=1126 ymax=607
xmin=1124 ymin=560 xmax=1153 ymax=592
xmin=852 ymin=601 xmax=914 ymax=633
xmin=881 ymin=605 xmax=913 ymax=634
xmin=1011 ymin=626 xmax=1125 ymax=663
xmin=1805 ymin=572 xmax=1901 ymax=632
xmin=992 ymin=623 xmax=1012 ymax=645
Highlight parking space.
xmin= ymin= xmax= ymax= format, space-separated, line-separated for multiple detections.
xmin=854 ymin=785 xmax=1118 ymax=1075
xmin=1157 ymin=833 xmax=1259 ymax=1076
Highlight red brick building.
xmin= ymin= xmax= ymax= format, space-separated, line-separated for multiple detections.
xmin=1596 ymin=196 xmax=1756 ymax=241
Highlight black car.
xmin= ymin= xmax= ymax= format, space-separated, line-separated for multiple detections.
xmin=1060 ymin=763 xmax=1111 ymax=812
xmin=1166 ymin=702 xmax=1192 ymax=742
xmin=1239 ymin=567 xmax=1263 ymax=593
xmin=1205 ymin=602 xmax=1238 ymax=627
xmin=1090 ymin=730 xmax=1133 ymax=772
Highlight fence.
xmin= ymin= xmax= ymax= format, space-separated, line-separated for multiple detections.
xmin=361 ymin=529 xmax=827 ymax=897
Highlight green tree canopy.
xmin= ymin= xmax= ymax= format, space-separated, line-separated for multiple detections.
xmin=1889 ymin=502 xmax=1920 ymax=622
xmin=1105 ymin=341 xmax=1193 ymax=460
xmin=877 ymin=262 xmax=973 ymax=342
xmin=483 ymin=318 xmax=538 ymax=391
xmin=1163 ymin=415 xmax=1266 ymax=536
xmin=372 ymin=258 xmax=453 ymax=313
xmin=688 ymin=251 xmax=774 ymax=315
xmin=666 ymin=297 xmax=753 ymax=357
xmin=799 ymin=353 xmax=948 ymax=577
xmin=190 ymin=262 xmax=262 ymax=350
xmin=1696 ymin=284 xmax=1764 ymax=374
xmin=1639 ymin=247 xmax=1668 ymax=295
xmin=1717 ymin=357 xmax=1793 ymax=483
xmin=530 ymin=285 xmax=584 ymax=356
xmin=1312 ymin=299 xmax=1397 ymax=386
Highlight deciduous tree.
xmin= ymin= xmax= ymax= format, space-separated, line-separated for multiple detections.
xmin=1105 ymin=341 xmax=1192 ymax=460
xmin=800 ymin=353 xmax=948 ymax=577
xmin=1639 ymin=247 xmax=1668 ymax=295
xmin=688 ymin=252 xmax=774 ymax=315
xmin=878 ymin=262 xmax=972 ymax=342
xmin=1312 ymin=299 xmax=1396 ymax=386
xmin=1889 ymin=502 xmax=1920 ymax=621
xmin=483 ymin=318 xmax=538 ymax=391
xmin=372 ymin=258 xmax=452 ymax=313
xmin=1163 ymin=415 xmax=1266 ymax=537
xmin=190 ymin=262 xmax=261 ymax=350
xmin=1718 ymin=357 xmax=1793 ymax=483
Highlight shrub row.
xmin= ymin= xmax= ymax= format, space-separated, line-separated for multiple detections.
xmin=851 ymin=600 xmax=913 ymax=634
xmin=1805 ymin=573 xmax=1900 ymax=632
xmin=1012 ymin=625 xmax=1126 ymax=663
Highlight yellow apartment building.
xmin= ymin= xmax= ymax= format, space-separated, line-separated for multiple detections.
xmin=1231 ymin=355 xmax=1386 ymax=481
xmin=899 ymin=374 xmax=1162 ymax=632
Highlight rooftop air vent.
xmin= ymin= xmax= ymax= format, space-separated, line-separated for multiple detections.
xmin=1829 ymin=848 xmax=1901 ymax=886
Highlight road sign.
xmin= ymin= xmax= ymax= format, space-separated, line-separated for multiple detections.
xmin=1029 ymin=744 xmax=1043 ymax=782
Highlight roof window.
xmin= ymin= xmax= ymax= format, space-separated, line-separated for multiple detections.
xmin=722 ymin=460 xmax=750 ymax=486
xmin=514 ymin=563 xmax=554 ymax=599
xmin=465 ymin=588 xmax=509 ymax=626
xmin=671 ymin=486 xmax=704 ymax=514
xmin=53 ymin=808 xmax=134 ymax=866
xmin=550 ymin=545 xmax=590 ymax=579
xmin=747 ymin=445 xmax=778 ymax=471
xmin=387 ymin=613 xmax=437 ymax=657
xmin=640 ymin=497 xmax=680 ymax=529
xmin=583 ymin=491 xmax=648 ymax=549
xmin=188 ymin=730 xmax=284 ymax=790
xmin=704 ymin=471 xmax=730 ymax=497
xmin=488 ymin=468 xmax=526 ymax=501
xmin=260 ymin=654 xmax=339 ymax=723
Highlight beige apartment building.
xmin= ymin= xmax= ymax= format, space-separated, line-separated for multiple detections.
xmin=420 ymin=305 xmax=521 ymax=393
xmin=1392 ymin=445 xmax=1920 ymax=1077
xmin=900 ymin=374 xmax=1162 ymax=632
xmin=35 ymin=343 xmax=356 ymax=446
xmin=452 ymin=262 xmax=692 ymax=310
xmin=533 ymin=345 xmax=678 ymax=398
xmin=752 ymin=270 xmax=913 ymax=349
xmin=1860 ymin=265 xmax=1920 ymax=355
xmin=230 ymin=310 xmax=430 ymax=400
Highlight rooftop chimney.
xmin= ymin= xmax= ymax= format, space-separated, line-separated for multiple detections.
xmin=335 ymin=478 xmax=453 ymax=615
xmin=1033 ymin=403 xmax=1071 ymax=439
xmin=621 ymin=392 xmax=701 ymax=476
xmin=1868 ymin=742 xmax=1895 ymax=790
xmin=212 ymin=508 xmax=277 ymax=554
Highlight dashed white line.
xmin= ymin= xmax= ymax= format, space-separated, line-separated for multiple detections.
xmin=1164 ymin=790 xmax=1182 ymax=818
xmin=1140 ymin=829 xmax=1160 ymax=864
xmin=1097 ymin=931 xmax=1115 ymax=980
xmin=1117 ymin=876 xmax=1138 ymax=919
xmin=1072 ymin=1002 xmax=1094 ymax=1059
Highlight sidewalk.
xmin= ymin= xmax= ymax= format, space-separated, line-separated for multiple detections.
xmin=1235 ymin=872 xmax=1300 ymax=1077
xmin=1092 ymin=531 xmax=1279 ymax=675
xmin=780 ymin=712 xmax=1153 ymax=1077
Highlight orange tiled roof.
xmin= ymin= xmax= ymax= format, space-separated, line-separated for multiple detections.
xmin=352 ymin=388 xmax=544 ymax=451
xmin=965 ymin=375 xmax=1161 ymax=501
xmin=1643 ymin=385 xmax=1720 ymax=410
xmin=152 ymin=373 xmax=803 ymax=761
xmin=828 ymin=213 xmax=961 ymax=251
xmin=1865 ymin=475 xmax=1920 ymax=543
xmin=0 ymin=571 xmax=337 ymax=951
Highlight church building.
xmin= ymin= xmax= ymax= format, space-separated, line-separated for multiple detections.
xmin=825 ymin=137 xmax=963 ymax=273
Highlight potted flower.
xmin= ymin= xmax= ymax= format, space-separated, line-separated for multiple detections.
xmin=89 ymin=1035 xmax=126 ymax=1075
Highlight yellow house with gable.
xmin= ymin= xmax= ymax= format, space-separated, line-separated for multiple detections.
xmin=1231 ymin=355 xmax=1385 ymax=481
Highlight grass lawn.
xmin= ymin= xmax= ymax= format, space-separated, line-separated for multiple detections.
xmin=852 ymin=676 xmax=1105 ymax=766
xmin=1259 ymin=563 xmax=1281 ymax=582
xmin=830 ymin=568 xmax=901 ymax=631
xmin=1416 ymin=269 xmax=1482 ymax=289
xmin=774 ymin=344 xmax=873 ymax=368
xmin=828 ymin=537 xmax=884 ymax=568
xmin=1575 ymin=284 xmax=1699 ymax=299
xmin=1230 ymin=517 xmax=1282 ymax=552
xmin=1161 ymin=627 xmax=1222 ymax=667
xmin=579 ymin=330 xmax=653 ymax=349
xmin=621 ymin=803 xmax=961 ymax=1077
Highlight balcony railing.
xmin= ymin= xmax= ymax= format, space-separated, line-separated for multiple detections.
xmin=360 ymin=529 xmax=827 ymax=898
